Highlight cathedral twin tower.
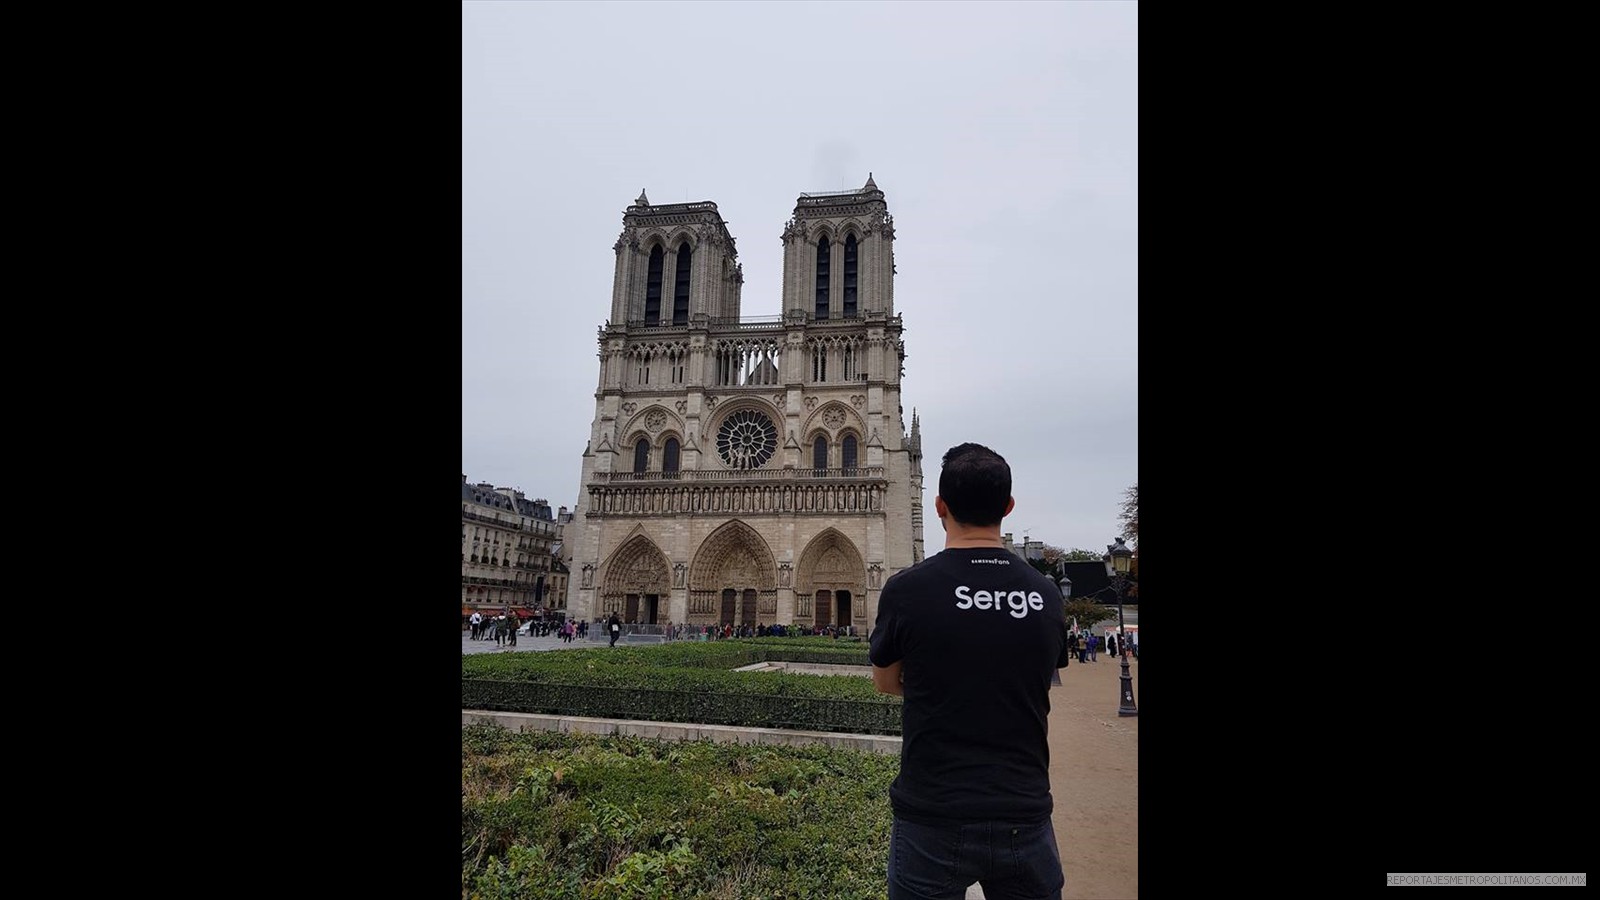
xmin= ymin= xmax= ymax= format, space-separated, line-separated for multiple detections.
xmin=565 ymin=176 xmax=925 ymax=631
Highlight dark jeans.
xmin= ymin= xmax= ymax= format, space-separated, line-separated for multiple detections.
xmin=888 ymin=815 xmax=1063 ymax=900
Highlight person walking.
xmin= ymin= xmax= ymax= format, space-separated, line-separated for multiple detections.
xmin=608 ymin=612 xmax=622 ymax=648
xmin=870 ymin=442 xmax=1069 ymax=900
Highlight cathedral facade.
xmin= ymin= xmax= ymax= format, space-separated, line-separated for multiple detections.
xmin=564 ymin=176 xmax=924 ymax=630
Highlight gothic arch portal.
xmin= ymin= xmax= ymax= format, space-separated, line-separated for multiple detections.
xmin=687 ymin=519 xmax=777 ymax=626
xmin=795 ymin=528 xmax=866 ymax=627
xmin=598 ymin=530 xmax=672 ymax=623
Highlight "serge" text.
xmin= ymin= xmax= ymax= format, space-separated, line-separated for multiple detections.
xmin=954 ymin=586 xmax=1046 ymax=619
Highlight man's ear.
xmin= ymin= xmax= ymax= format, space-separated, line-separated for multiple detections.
xmin=934 ymin=495 xmax=948 ymax=518
xmin=1004 ymin=496 xmax=1016 ymax=517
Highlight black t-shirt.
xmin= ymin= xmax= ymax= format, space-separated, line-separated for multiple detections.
xmin=869 ymin=547 xmax=1070 ymax=824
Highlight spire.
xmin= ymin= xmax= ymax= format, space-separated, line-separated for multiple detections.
xmin=911 ymin=407 xmax=919 ymax=437
xmin=635 ymin=188 xmax=650 ymax=206
xmin=864 ymin=172 xmax=877 ymax=191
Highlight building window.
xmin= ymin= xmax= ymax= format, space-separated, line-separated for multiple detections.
xmin=716 ymin=409 xmax=778 ymax=470
xmin=842 ymin=344 xmax=856 ymax=381
xmin=813 ymin=436 xmax=828 ymax=471
xmin=663 ymin=437 xmax=680 ymax=473
xmin=844 ymin=234 xmax=858 ymax=316
xmin=634 ymin=438 xmax=650 ymax=474
xmin=842 ymin=434 xmax=858 ymax=472
xmin=815 ymin=236 xmax=830 ymax=320
xmin=645 ymin=245 xmax=664 ymax=323
xmin=673 ymin=244 xmax=691 ymax=325
xmin=812 ymin=343 xmax=826 ymax=382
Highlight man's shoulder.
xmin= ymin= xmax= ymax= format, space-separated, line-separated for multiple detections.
xmin=881 ymin=554 xmax=947 ymax=592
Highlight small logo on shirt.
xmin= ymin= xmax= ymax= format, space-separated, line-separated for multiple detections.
xmin=969 ymin=558 xmax=1011 ymax=565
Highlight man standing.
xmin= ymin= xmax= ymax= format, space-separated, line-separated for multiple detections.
xmin=608 ymin=612 xmax=622 ymax=648
xmin=870 ymin=443 xmax=1069 ymax=900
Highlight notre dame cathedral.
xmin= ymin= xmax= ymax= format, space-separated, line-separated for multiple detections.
xmin=563 ymin=175 xmax=924 ymax=631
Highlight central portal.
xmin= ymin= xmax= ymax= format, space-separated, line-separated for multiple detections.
xmin=623 ymin=593 xmax=661 ymax=624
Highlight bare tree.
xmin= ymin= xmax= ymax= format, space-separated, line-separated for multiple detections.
xmin=1118 ymin=483 xmax=1138 ymax=547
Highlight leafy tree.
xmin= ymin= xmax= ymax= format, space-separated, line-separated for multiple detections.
xmin=1061 ymin=548 xmax=1103 ymax=561
xmin=1118 ymin=483 xmax=1138 ymax=601
xmin=1063 ymin=599 xmax=1118 ymax=632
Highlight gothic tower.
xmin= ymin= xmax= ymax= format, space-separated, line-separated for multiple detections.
xmin=565 ymin=176 xmax=922 ymax=632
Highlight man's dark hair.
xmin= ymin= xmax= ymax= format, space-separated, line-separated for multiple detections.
xmin=938 ymin=443 xmax=1012 ymax=526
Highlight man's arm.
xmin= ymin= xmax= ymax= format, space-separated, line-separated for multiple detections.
xmin=872 ymin=660 xmax=904 ymax=696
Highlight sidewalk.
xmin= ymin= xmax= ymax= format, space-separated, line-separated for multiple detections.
xmin=461 ymin=628 xmax=601 ymax=655
xmin=1048 ymin=654 xmax=1139 ymax=899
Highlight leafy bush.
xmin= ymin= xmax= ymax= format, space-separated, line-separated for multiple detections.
xmin=464 ymin=726 xmax=896 ymax=900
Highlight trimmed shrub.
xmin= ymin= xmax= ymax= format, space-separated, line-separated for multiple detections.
xmin=463 ymin=641 xmax=900 ymax=735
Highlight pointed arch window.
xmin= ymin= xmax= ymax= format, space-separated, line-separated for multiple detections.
xmin=663 ymin=437 xmax=680 ymax=474
xmin=842 ymin=434 xmax=858 ymax=473
xmin=645 ymin=245 xmax=664 ymax=323
xmin=673 ymin=244 xmax=691 ymax=325
xmin=813 ymin=435 xmax=828 ymax=471
xmin=634 ymin=438 xmax=650 ymax=474
xmin=815 ymin=236 xmax=830 ymax=320
xmin=843 ymin=234 xmax=858 ymax=317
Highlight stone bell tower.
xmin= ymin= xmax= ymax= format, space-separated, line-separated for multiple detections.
xmin=608 ymin=189 xmax=744 ymax=327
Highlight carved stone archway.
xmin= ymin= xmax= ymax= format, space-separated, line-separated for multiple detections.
xmin=599 ymin=532 xmax=672 ymax=624
xmin=794 ymin=528 xmax=866 ymax=626
xmin=687 ymin=519 xmax=777 ymax=625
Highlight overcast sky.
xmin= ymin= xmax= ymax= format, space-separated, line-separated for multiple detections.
xmin=463 ymin=0 xmax=1136 ymax=556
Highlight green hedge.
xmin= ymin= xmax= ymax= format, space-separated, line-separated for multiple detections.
xmin=462 ymin=642 xmax=900 ymax=735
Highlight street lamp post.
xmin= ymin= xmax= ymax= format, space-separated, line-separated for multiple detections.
xmin=1106 ymin=537 xmax=1137 ymax=717
xmin=1054 ymin=566 xmax=1071 ymax=686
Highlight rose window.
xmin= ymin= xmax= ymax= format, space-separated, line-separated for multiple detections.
xmin=716 ymin=409 xmax=777 ymax=470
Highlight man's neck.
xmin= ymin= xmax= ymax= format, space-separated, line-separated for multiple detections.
xmin=942 ymin=520 xmax=1005 ymax=550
